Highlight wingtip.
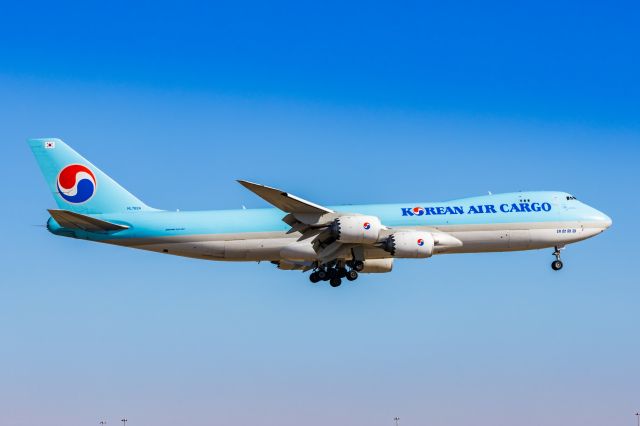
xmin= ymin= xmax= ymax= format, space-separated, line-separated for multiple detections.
xmin=237 ymin=179 xmax=262 ymax=188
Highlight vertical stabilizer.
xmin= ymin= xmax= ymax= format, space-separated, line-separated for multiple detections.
xmin=28 ymin=138 xmax=154 ymax=214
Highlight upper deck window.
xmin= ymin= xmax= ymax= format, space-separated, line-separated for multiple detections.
xmin=566 ymin=195 xmax=577 ymax=200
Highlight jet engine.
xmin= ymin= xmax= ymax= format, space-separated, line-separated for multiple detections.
xmin=330 ymin=215 xmax=382 ymax=244
xmin=383 ymin=231 xmax=435 ymax=258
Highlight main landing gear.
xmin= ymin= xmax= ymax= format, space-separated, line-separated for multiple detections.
xmin=349 ymin=260 xmax=365 ymax=272
xmin=309 ymin=262 xmax=361 ymax=287
xmin=551 ymin=246 xmax=564 ymax=271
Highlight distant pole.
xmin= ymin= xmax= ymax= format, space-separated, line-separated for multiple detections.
xmin=394 ymin=417 xmax=400 ymax=426
xmin=99 ymin=422 xmax=107 ymax=426
xmin=121 ymin=418 xmax=127 ymax=426
xmin=635 ymin=412 xmax=639 ymax=426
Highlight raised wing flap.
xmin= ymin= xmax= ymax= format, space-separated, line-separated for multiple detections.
xmin=48 ymin=209 xmax=130 ymax=232
xmin=237 ymin=180 xmax=333 ymax=214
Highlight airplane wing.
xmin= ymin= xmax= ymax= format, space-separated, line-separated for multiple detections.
xmin=238 ymin=180 xmax=355 ymax=261
xmin=237 ymin=180 xmax=462 ymax=265
xmin=237 ymin=180 xmax=333 ymax=215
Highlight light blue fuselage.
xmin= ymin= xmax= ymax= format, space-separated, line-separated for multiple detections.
xmin=47 ymin=191 xmax=612 ymax=262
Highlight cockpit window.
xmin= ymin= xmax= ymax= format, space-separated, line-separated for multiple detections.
xmin=566 ymin=195 xmax=577 ymax=200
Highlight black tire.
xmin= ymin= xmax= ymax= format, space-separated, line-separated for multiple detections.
xmin=353 ymin=260 xmax=365 ymax=272
xmin=337 ymin=267 xmax=347 ymax=278
xmin=346 ymin=270 xmax=358 ymax=281
xmin=327 ymin=268 xmax=338 ymax=279
xmin=551 ymin=260 xmax=563 ymax=271
xmin=309 ymin=272 xmax=320 ymax=283
xmin=330 ymin=277 xmax=342 ymax=287
xmin=317 ymin=269 xmax=328 ymax=280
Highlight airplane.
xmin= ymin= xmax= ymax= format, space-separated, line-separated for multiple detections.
xmin=28 ymin=138 xmax=612 ymax=287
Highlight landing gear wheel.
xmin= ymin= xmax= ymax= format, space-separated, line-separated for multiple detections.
xmin=317 ymin=269 xmax=328 ymax=281
xmin=329 ymin=277 xmax=342 ymax=287
xmin=353 ymin=260 xmax=365 ymax=272
xmin=337 ymin=267 xmax=347 ymax=278
xmin=309 ymin=272 xmax=320 ymax=283
xmin=551 ymin=260 xmax=564 ymax=271
xmin=346 ymin=270 xmax=358 ymax=281
xmin=551 ymin=245 xmax=564 ymax=271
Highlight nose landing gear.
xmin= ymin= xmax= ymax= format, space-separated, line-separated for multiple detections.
xmin=551 ymin=246 xmax=564 ymax=271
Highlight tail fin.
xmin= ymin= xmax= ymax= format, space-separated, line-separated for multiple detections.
xmin=28 ymin=138 xmax=154 ymax=214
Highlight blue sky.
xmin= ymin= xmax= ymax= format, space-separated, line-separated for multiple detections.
xmin=1 ymin=1 xmax=639 ymax=425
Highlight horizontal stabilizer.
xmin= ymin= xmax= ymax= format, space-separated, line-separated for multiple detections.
xmin=237 ymin=180 xmax=333 ymax=214
xmin=48 ymin=209 xmax=130 ymax=232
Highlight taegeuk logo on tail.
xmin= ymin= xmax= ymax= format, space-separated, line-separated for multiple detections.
xmin=56 ymin=164 xmax=97 ymax=204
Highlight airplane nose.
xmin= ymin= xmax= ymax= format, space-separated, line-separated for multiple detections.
xmin=594 ymin=210 xmax=612 ymax=229
xmin=582 ymin=204 xmax=612 ymax=230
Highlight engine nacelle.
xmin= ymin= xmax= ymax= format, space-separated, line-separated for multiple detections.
xmin=383 ymin=232 xmax=435 ymax=258
xmin=330 ymin=215 xmax=382 ymax=244
xmin=360 ymin=258 xmax=394 ymax=273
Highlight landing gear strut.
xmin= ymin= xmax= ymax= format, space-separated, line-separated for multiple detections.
xmin=327 ymin=264 xmax=344 ymax=286
xmin=551 ymin=246 xmax=564 ymax=271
